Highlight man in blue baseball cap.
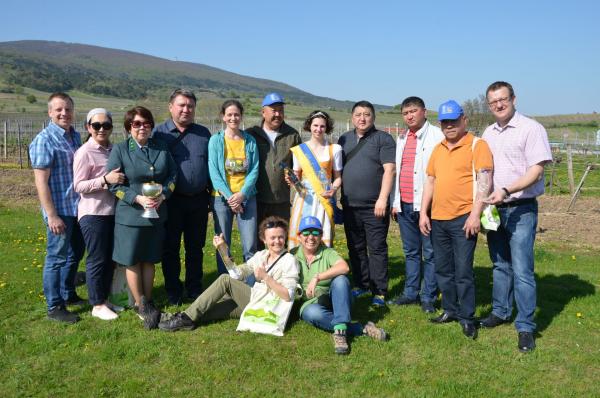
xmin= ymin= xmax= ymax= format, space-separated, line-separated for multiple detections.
xmin=247 ymin=93 xmax=301 ymax=248
xmin=291 ymin=216 xmax=387 ymax=355
xmin=418 ymin=100 xmax=494 ymax=339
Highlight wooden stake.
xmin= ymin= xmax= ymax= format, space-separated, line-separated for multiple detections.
xmin=567 ymin=163 xmax=596 ymax=212
xmin=566 ymin=145 xmax=574 ymax=194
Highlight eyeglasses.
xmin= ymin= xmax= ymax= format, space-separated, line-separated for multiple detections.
xmin=487 ymin=96 xmax=512 ymax=107
xmin=131 ymin=120 xmax=152 ymax=129
xmin=90 ymin=122 xmax=113 ymax=131
xmin=301 ymin=229 xmax=321 ymax=236
xmin=265 ymin=221 xmax=287 ymax=229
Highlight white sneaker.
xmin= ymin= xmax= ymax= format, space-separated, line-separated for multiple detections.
xmin=92 ymin=305 xmax=118 ymax=320
xmin=107 ymin=302 xmax=125 ymax=313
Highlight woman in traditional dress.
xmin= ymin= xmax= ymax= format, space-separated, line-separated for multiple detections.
xmin=288 ymin=111 xmax=342 ymax=248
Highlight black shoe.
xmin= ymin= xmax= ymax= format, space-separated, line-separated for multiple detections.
xmin=48 ymin=306 xmax=80 ymax=324
xmin=158 ymin=312 xmax=196 ymax=332
xmin=460 ymin=321 xmax=478 ymax=339
xmin=140 ymin=297 xmax=161 ymax=330
xmin=387 ymin=295 xmax=419 ymax=306
xmin=430 ymin=312 xmax=458 ymax=324
xmin=480 ymin=313 xmax=510 ymax=328
xmin=421 ymin=301 xmax=436 ymax=313
xmin=65 ymin=294 xmax=86 ymax=306
xmin=518 ymin=332 xmax=536 ymax=353
xmin=74 ymin=271 xmax=86 ymax=287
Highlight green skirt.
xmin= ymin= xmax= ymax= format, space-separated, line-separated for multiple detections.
xmin=113 ymin=223 xmax=164 ymax=267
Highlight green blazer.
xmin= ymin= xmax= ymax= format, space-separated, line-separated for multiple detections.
xmin=106 ymin=137 xmax=177 ymax=227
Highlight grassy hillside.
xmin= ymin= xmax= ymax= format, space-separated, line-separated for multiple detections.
xmin=0 ymin=40 xmax=361 ymax=110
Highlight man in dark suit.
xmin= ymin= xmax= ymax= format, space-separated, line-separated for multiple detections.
xmin=153 ymin=89 xmax=212 ymax=305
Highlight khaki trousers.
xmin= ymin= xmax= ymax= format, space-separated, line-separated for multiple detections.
xmin=184 ymin=274 xmax=251 ymax=323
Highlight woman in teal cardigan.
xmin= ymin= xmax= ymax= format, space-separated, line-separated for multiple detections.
xmin=208 ymin=100 xmax=259 ymax=274
xmin=106 ymin=106 xmax=177 ymax=328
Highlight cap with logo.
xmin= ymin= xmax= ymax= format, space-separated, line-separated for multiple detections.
xmin=262 ymin=92 xmax=286 ymax=107
xmin=438 ymin=100 xmax=464 ymax=121
xmin=298 ymin=216 xmax=322 ymax=232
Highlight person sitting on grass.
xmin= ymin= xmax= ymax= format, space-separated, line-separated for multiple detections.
xmin=158 ymin=216 xmax=299 ymax=331
xmin=291 ymin=216 xmax=388 ymax=355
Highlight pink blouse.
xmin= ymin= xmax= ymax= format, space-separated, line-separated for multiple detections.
xmin=73 ymin=139 xmax=116 ymax=220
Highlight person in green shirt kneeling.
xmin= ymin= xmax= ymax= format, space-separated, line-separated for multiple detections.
xmin=291 ymin=216 xmax=388 ymax=355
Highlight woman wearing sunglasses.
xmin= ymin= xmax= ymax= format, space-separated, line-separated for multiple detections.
xmin=208 ymin=100 xmax=259 ymax=274
xmin=292 ymin=216 xmax=387 ymax=355
xmin=158 ymin=216 xmax=299 ymax=332
xmin=106 ymin=106 xmax=177 ymax=329
xmin=288 ymin=111 xmax=342 ymax=248
xmin=73 ymin=108 xmax=126 ymax=320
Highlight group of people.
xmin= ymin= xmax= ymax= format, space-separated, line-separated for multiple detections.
xmin=30 ymin=80 xmax=551 ymax=354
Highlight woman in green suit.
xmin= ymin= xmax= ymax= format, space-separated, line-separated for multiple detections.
xmin=106 ymin=106 xmax=177 ymax=328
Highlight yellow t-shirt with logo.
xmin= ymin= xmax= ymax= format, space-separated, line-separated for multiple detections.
xmin=224 ymin=137 xmax=247 ymax=194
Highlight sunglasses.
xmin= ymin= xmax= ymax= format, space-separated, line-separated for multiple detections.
xmin=131 ymin=120 xmax=152 ymax=129
xmin=301 ymin=229 xmax=321 ymax=236
xmin=265 ymin=221 xmax=287 ymax=229
xmin=90 ymin=122 xmax=113 ymax=131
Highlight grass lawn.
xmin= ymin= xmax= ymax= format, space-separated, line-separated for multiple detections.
xmin=0 ymin=203 xmax=598 ymax=397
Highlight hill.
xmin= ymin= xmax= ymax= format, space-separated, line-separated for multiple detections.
xmin=0 ymin=40 xmax=360 ymax=110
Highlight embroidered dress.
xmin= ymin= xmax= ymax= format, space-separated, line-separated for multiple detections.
xmin=288 ymin=143 xmax=341 ymax=248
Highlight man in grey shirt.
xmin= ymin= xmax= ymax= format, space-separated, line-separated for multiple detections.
xmin=337 ymin=100 xmax=396 ymax=307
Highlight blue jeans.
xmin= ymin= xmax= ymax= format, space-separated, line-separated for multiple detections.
xmin=211 ymin=196 xmax=257 ymax=274
xmin=43 ymin=215 xmax=85 ymax=310
xmin=79 ymin=215 xmax=115 ymax=305
xmin=397 ymin=202 xmax=437 ymax=303
xmin=431 ymin=214 xmax=477 ymax=322
xmin=300 ymin=275 xmax=363 ymax=336
xmin=486 ymin=201 xmax=538 ymax=332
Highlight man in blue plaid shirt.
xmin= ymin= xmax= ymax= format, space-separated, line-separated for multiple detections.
xmin=30 ymin=92 xmax=86 ymax=323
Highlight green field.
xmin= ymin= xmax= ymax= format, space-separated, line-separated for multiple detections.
xmin=0 ymin=201 xmax=598 ymax=397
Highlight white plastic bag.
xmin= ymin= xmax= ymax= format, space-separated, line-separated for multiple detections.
xmin=236 ymin=294 xmax=293 ymax=337
xmin=109 ymin=266 xmax=134 ymax=307
xmin=480 ymin=204 xmax=500 ymax=232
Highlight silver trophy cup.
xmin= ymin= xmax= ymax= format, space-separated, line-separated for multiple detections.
xmin=141 ymin=182 xmax=163 ymax=218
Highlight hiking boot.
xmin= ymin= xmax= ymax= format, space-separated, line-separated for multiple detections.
xmin=371 ymin=295 xmax=386 ymax=308
xmin=363 ymin=321 xmax=388 ymax=341
xmin=47 ymin=305 xmax=80 ymax=324
xmin=140 ymin=297 xmax=161 ymax=330
xmin=158 ymin=312 xmax=196 ymax=332
xmin=332 ymin=329 xmax=349 ymax=355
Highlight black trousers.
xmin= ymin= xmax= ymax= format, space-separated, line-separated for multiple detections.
xmin=162 ymin=193 xmax=209 ymax=302
xmin=342 ymin=205 xmax=390 ymax=296
xmin=79 ymin=215 xmax=115 ymax=305
xmin=431 ymin=214 xmax=477 ymax=322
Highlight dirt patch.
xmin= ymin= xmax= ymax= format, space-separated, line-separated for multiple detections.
xmin=1 ymin=168 xmax=598 ymax=248
xmin=537 ymin=196 xmax=600 ymax=249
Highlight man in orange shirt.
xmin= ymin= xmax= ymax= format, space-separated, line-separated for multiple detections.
xmin=419 ymin=100 xmax=493 ymax=339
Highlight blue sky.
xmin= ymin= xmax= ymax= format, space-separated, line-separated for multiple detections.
xmin=1 ymin=0 xmax=599 ymax=115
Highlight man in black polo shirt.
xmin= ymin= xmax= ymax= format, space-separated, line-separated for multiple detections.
xmin=153 ymin=89 xmax=211 ymax=305
xmin=338 ymin=100 xmax=396 ymax=307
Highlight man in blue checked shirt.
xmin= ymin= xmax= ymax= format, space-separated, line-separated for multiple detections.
xmin=30 ymin=92 xmax=86 ymax=324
